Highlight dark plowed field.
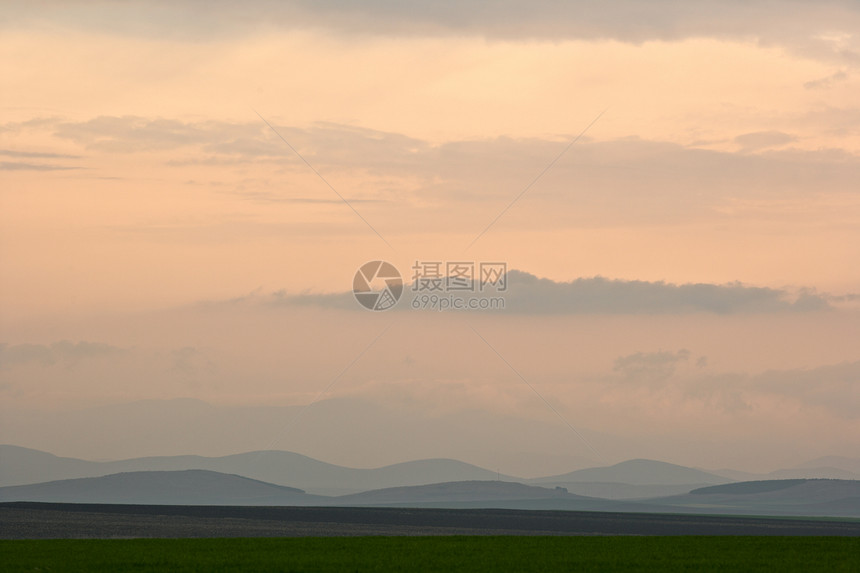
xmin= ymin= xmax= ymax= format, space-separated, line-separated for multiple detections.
xmin=2 ymin=502 xmax=859 ymax=539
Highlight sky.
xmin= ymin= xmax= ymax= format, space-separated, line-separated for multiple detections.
xmin=1 ymin=1 xmax=859 ymax=475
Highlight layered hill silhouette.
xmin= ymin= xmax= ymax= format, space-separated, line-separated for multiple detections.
xmin=338 ymin=480 xmax=579 ymax=504
xmin=713 ymin=458 xmax=860 ymax=482
xmin=5 ymin=444 xmax=857 ymax=495
xmin=0 ymin=470 xmax=321 ymax=505
xmin=0 ymin=472 xmax=604 ymax=508
xmin=526 ymin=459 xmax=732 ymax=498
xmin=6 ymin=397 xmax=857 ymax=486
xmin=0 ymin=471 xmax=674 ymax=513
xmin=3 ymin=445 xmax=859 ymax=516
xmin=0 ymin=397 xmax=610 ymax=473
xmin=531 ymin=459 xmax=731 ymax=486
xmin=2 ymin=470 xmax=857 ymax=517
xmin=653 ymin=479 xmax=860 ymax=518
xmin=0 ymin=445 xmax=511 ymax=495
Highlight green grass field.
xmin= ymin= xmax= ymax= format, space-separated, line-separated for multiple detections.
xmin=1 ymin=536 xmax=858 ymax=572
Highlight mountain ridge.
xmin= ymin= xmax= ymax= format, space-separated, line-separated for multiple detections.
xmin=3 ymin=444 xmax=856 ymax=501
xmin=0 ymin=445 xmax=515 ymax=495
xmin=0 ymin=469 xmax=322 ymax=505
xmin=529 ymin=458 xmax=731 ymax=486
xmin=3 ymin=471 xmax=857 ymax=517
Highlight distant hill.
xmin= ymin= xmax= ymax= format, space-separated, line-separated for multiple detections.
xmin=5 ymin=445 xmax=859 ymax=515
xmin=0 ymin=445 xmax=99 ymax=486
xmin=710 ymin=468 xmax=759 ymax=482
xmin=333 ymin=478 xmax=860 ymax=517
xmin=537 ymin=482 xmax=711 ymax=500
xmin=331 ymin=481 xmax=680 ymax=513
xmin=655 ymin=479 xmax=860 ymax=518
xmin=765 ymin=467 xmax=860 ymax=480
xmin=0 ymin=397 xmax=605 ymax=474
xmin=711 ymin=464 xmax=860 ymax=482
xmin=691 ymin=480 xmax=808 ymax=495
xmin=0 ymin=445 xmax=514 ymax=495
xmin=0 ymin=471 xmax=638 ymax=511
xmin=530 ymin=459 xmax=730 ymax=487
xmin=337 ymin=480 xmax=578 ymax=505
xmin=798 ymin=456 xmax=860 ymax=474
xmin=0 ymin=470 xmax=322 ymax=505
xmin=2 ymin=468 xmax=857 ymax=517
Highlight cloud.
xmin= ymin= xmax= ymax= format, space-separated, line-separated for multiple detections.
xmin=0 ymin=161 xmax=77 ymax=171
xmin=268 ymin=289 xmax=356 ymax=311
xmin=797 ymin=106 xmax=860 ymax=137
xmin=681 ymin=360 xmax=860 ymax=419
xmin=216 ymin=190 xmax=385 ymax=205
xmin=0 ymin=148 xmax=80 ymax=171
xmin=599 ymin=352 xmax=860 ymax=419
xmin=52 ymin=116 xmax=428 ymax=165
xmin=0 ymin=341 xmax=125 ymax=368
xmin=755 ymin=360 xmax=860 ymax=419
xmin=614 ymin=349 xmax=691 ymax=382
xmin=7 ymin=1 xmax=860 ymax=66
xmin=804 ymin=70 xmax=849 ymax=89
xmin=0 ymin=117 xmax=59 ymax=135
xmin=499 ymin=271 xmax=830 ymax=314
xmin=0 ymin=149 xmax=80 ymax=159
xmin=260 ymin=269 xmax=831 ymax=315
xmin=44 ymin=116 xmax=860 ymax=201
xmin=170 ymin=346 xmax=216 ymax=377
xmin=598 ymin=350 xmax=754 ymax=414
xmin=733 ymin=131 xmax=797 ymax=152
xmin=53 ymin=116 xmax=261 ymax=154
xmin=13 ymin=115 xmax=860 ymax=242
xmin=823 ymin=292 xmax=860 ymax=303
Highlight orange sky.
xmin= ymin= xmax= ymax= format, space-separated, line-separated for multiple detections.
xmin=2 ymin=29 xmax=860 ymax=314
xmin=1 ymin=1 xmax=858 ymax=473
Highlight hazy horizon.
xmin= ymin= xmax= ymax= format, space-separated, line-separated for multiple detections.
xmin=2 ymin=1 xmax=859 ymax=478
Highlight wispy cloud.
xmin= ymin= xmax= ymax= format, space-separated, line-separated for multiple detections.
xmin=0 ymin=341 xmax=125 ymax=368
xmin=0 ymin=161 xmax=77 ymax=171
xmin=804 ymin=70 xmax=849 ymax=89
xmin=733 ymin=131 xmax=797 ymax=152
xmin=38 ymin=114 xmax=406 ymax=168
xmin=599 ymin=352 xmax=860 ymax=419
xmin=754 ymin=360 xmax=860 ymax=419
xmin=38 ymin=115 xmax=860 ymax=205
xmin=680 ymin=360 xmax=860 ymax=419
xmin=0 ymin=149 xmax=80 ymax=159
xmin=0 ymin=148 xmax=80 ymax=171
